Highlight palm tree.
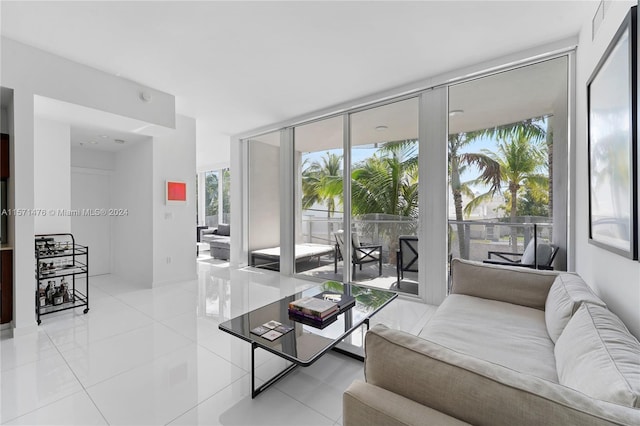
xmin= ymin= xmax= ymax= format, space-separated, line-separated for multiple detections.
xmin=448 ymin=132 xmax=501 ymax=259
xmin=351 ymin=141 xmax=418 ymax=217
xmin=351 ymin=141 xmax=419 ymax=264
xmin=301 ymin=152 xmax=343 ymax=219
xmin=480 ymin=116 xmax=550 ymax=213
xmin=485 ymin=131 xmax=548 ymax=250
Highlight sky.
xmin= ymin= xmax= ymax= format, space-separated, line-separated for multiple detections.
xmin=301 ymin=115 xmax=549 ymax=195
xmin=301 ymin=134 xmax=497 ymax=188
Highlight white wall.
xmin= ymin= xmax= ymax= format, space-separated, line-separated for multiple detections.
xmin=0 ymin=38 xmax=176 ymax=334
xmin=196 ymin=123 xmax=229 ymax=173
xmin=574 ymin=1 xmax=640 ymax=338
xmin=33 ymin=118 xmax=71 ymax=234
xmin=111 ymin=140 xmax=153 ymax=286
xmin=70 ymin=147 xmax=115 ymax=170
xmin=248 ymin=140 xmax=280 ymax=252
xmin=152 ymin=115 xmax=197 ymax=286
xmin=70 ymin=149 xmax=115 ymax=276
xmin=70 ymin=170 xmax=111 ymax=276
xmin=2 ymin=39 xmax=175 ymax=129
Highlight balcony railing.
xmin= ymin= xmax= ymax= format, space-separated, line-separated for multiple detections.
xmin=300 ymin=214 xmax=553 ymax=265
xmin=448 ymin=219 xmax=553 ymax=263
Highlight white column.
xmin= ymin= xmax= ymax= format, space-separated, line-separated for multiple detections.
xmin=230 ymin=136 xmax=247 ymax=268
xmin=342 ymin=114 xmax=352 ymax=283
xmin=566 ymin=52 xmax=576 ymax=272
xmin=12 ymin=91 xmax=37 ymax=335
xmin=420 ymin=88 xmax=449 ymax=305
xmin=280 ymin=128 xmax=294 ymax=276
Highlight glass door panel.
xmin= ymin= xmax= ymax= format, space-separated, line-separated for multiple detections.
xmin=247 ymin=131 xmax=282 ymax=270
xmin=293 ymin=116 xmax=344 ymax=279
xmin=349 ymin=98 xmax=419 ymax=294
xmin=221 ymin=168 xmax=231 ymax=225
xmin=448 ymin=57 xmax=568 ymax=271
xmin=204 ymin=170 xmax=219 ymax=227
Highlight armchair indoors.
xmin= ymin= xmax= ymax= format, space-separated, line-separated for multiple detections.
xmin=334 ymin=230 xmax=382 ymax=279
xmin=484 ymin=239 xmax=558 ymax=270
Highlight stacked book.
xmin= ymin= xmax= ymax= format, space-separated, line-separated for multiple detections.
xmin=288 ymin=296 xmax=339 ymax=323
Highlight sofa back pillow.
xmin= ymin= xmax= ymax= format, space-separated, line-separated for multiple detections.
xmin=217 ymin=223 xmax=230 ymax=236
xmin=520 ymin=240 xmax=554 ymax=266
xmin=450 ymin=258 xmax=557 ymax=310
xmin=545 ymin=274 xmax=606 ymax=342
xmin=555 ymin=303 xmax=640 ymax=408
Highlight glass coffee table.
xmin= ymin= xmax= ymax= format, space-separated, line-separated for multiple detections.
xmin=218 ymin=281 xmax=397 ymax=398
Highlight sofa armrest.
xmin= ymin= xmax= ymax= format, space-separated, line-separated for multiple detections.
xmin=199 ymin=228 xmax=216 ymax=239
xmin=364 ymin=325 xmax=639 ymax=426
xmin=450 ymin=258 xmax=558 ymax=310
xmin=344 ymin=380 xmax=470 ymax=426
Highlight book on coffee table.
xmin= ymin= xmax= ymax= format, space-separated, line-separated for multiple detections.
xmin=313 ymin=291 xmax=356 ymax=312
xmin=288 ymin=296 xmax=338 ymax=318
xmin=288 ymin=310 xmax=338 ymax=329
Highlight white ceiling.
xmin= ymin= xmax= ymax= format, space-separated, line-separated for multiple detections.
xmin=253 ymin=56 xmax=569 ymax=152
xmin=1 ymin=1 xmax=598 ymax=161
xmin=34 ymin=96 xmax=159 ymax=152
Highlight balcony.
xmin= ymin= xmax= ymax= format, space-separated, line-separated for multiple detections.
xmin=295 ymin=214 xmax=555 ymax=295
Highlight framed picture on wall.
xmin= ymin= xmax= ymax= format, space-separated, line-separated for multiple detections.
xmin=166 ymin=180 xmax=187 ymax=205
xmin=587 ymin=6 xmax=638 ymax=260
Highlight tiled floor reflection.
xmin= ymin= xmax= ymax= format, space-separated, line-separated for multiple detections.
xmin=0 ymin=253 xmax=436 ymax=425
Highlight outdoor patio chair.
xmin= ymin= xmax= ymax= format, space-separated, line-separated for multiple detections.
xmin=334 ymin=230 xmax=382 ymax=279
xmin=484 ymin=239 xmax=558 ymax=270
xmin=396 ymin=236 xmax=418 ymax=287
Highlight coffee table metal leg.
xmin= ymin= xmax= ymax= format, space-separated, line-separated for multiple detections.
xmin=251 ymin=319 xmax=372 ymax=398
xmin=251 ymin=342 xmax=298 ymax=399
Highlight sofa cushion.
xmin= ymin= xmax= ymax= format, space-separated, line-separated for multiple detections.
xmin=521 ymin=240 xmax=553 ymax=266
xmin=344 ymin=380 xmax=471 ymax=426
xmin=545 ymin=273 xmax=606 ymax=342
xmin=555 ymin=303 xmax=640 ymax=408
xmin=419 ymin=294 xmax=558 ymax=382
xmin=217 ymin=223 xmax=230 ymax=236
xmin=365 ymin=325 xmax=640 ymax=426
xmin=209 ymin=237 xmax=230 ymax=249
xmin=450 ymin=259 xmax=558 ymax=310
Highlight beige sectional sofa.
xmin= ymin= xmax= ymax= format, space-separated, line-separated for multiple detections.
xmin=343 ymin=258 xmax=640 ymax=425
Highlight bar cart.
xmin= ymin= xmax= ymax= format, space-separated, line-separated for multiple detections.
xmin=35 ymin=233 xmax=89 ymax=324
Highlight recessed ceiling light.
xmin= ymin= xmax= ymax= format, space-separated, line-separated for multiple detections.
xmin=114 ymin=139 xmax=126 ymax=144
xmin=449 ymin=109 xmax=464 ymax=116
xmin=99 ymin=134 xmax=108 ymax=139
xmin=89 ymin=140 xmax=98 ymax=145
xmin=375 ymin=125 xmax=388 ymax=131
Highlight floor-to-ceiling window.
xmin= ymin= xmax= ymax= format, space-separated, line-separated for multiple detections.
xmin=293 ymin=116 xmax=344 ymax=278
xmin=349 ymin=98 xmax=419 ymax=295
xmin=221 ymin=168 xmax=231 ymax=225
xmin=447 ymin=56 xmax=569 ymax=270
xmin=247 ymin=131 xmax=282 ymax=270
xmin=204 ymin=170 xmax=219 ymax=227
xmin=241 ymin=52 xmax=571 ymax=300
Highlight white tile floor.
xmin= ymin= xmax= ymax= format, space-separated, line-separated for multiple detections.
xmin=0 ymin=256 xmax=437 ymax=426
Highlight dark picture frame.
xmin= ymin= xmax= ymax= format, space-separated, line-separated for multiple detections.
xmin=587 ymin=6 xmax=638 ymax=260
